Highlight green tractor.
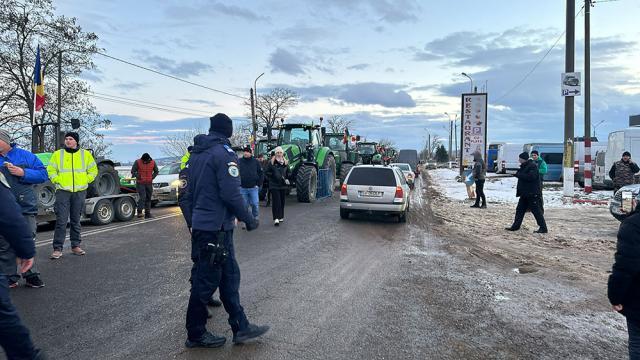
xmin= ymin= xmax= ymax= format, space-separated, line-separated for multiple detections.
xmin=322 ymin=131 xmax=359 ymax=185
xmin=276 ymin=123 xmax=336 ymax=202
xmin=357 ymin=141 xmax=382 ymax=165
xmin=255 ymin=138 xmax=277 ymax=158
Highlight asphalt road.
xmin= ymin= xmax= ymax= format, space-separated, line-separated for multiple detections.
xmin=7 ymin=178 xmax=624 ymax=359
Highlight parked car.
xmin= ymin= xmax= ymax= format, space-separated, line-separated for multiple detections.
xmin=152 ymin=162 xmax=181 ymax=204
xmin=390 ymin=163 xmax=416 ymax=189
xmin=610 ymin=184 xmax=640 ymax=221
xmin=340 ymin=165 xmax=410 ymax=223
xmin=397 ymin=149 xmax=419 ymax=175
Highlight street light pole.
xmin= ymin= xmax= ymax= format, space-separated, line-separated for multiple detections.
xmin=592 ymin=120 xmax=605 ymax=138
xmin=461 ymin=72 xmax=473 ymax=93
xmin=252 ymin=72 xmax=265 ymax=147
xmin=563 ymin=0 xmax=576 ymax=197
xmin=584 ymin=0 xmax=593 ymax=193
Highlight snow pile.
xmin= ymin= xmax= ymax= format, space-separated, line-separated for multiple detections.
xmin=429 ymin=169 xmax=611 ymax=208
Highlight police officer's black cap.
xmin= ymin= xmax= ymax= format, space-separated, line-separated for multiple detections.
xmin=519 ymin=152 xmax=529 ymax=160
xmin=209 ymin=113 xmax=233 ymax=138
xmin=243 ymin=145 xmax=252 ymax=153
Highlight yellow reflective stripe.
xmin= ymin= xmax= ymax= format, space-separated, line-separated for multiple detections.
xmin=59 ymin=150 xmax=65 ymax=171
xmin=80 ymin=150 xmax=86 ymax=171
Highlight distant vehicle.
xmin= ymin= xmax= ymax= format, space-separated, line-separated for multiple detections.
xmin=390 ymin=163 xmax=415 ymax=189
xmin=496 ymin=143 xmax=524 ymax=174
xmin=397 ymin=149 xmax=419 ymax=175
xmin=563 ymin=75 xmax=580 ymax=87
xmin=523 ymin=143 xmax=564 ymax=181
xmin=604 ymin=126 xmax=640 ymax=187
xmin=340 ymin=165 xmax=411 ymax=223
xmin=487 ymin=143 xmax=505 ymax=172
xmin=610 ymin=184 xmax=640 ymax=221
xmin=593 ymin=150 xmax=611 ymax=189
xmin=152 ymin=162 xmax=181 ymax=204
xmin=573 ymin=138 xmax=607 ymax=187
xmin=115 ymin=165 xmax=136 ymax=191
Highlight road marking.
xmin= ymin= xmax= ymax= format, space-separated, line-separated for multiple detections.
xmin=36 ymin=213 xmax=182 ymax=248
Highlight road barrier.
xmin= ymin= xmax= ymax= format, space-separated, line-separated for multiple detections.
xmin=316 ymin=168 xmax=333 ymax=200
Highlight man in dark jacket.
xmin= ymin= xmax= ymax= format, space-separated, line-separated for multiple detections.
xmin=608 ymin=194 xmax=640 ymax=359
xmin=610 ymin=151 xmax=640 ymax=194
xmin=238 ymin=145 xmax=264 ymax=219
xmin=470 ymin=151 xmax=487 ymax=208
xmin=0 ymin=172 xmax=45 ymax=359
xmin=506 ymin=152 xmax=548 ymax=233
xmin=182 ymin=113 xmax=269 ymax=349
xmin=131 ymin=153 xmax=159 ymax=218
xmin=0 ymin=128 xmax=47 ymax=288
xmin=531 ymin=150 xmax=548 ymax=213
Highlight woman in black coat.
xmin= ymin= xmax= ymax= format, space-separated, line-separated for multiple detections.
xmin=264 ymin=147 xmax=290 ymax=226
xmin=609 ymin=197 xmax=640 ymax=359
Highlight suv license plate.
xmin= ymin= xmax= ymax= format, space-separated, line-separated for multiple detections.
xmin=361 ymin=191 xmax=383 ymax=197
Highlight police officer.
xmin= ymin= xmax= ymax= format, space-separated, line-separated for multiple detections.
xmin=183 ymin=113 xmax=269 ymax=348
xmin=0 ymin=172 xmax=45 ymax=359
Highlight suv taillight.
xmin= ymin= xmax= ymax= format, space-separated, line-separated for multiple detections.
xmin=395 ymin=186 xmax=403 ymax=199
xmin=341 ymin=183 xmax=347 ymax=196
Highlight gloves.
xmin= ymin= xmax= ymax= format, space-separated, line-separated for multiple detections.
xmin=245 ymin=217 xmax=259 ymax=231
xmin=284 ymin=179 xmax=290 ymax=186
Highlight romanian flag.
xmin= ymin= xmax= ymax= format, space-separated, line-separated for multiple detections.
xmin=33 ymin=46 xmax=45 ymax=111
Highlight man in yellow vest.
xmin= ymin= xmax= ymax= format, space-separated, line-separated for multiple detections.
xmin=180 ymin=146 xmax=193 ymax=170
xmin=47 ymin=132 xmax=98 ymax=259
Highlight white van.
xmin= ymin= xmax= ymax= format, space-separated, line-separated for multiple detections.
xmin=574 ymin=138 xmax=607 ymax=186
xmin=604 ymin=127 xmax=640 ymax=184
xmin=496 ymin=143 xmax=525 ymax=174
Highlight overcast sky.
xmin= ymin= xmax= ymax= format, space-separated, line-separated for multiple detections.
xmin=55 ymin=0 xmax=640 ymax=162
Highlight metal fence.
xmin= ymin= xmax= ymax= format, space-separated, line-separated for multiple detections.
xmin=316 ymin=168 xmax=334 ymax=200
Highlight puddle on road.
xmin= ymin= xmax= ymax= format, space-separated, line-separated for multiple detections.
xmin=512 ymin=265 xmax=539 ymax=275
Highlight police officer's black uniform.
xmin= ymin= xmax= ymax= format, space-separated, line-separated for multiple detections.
xmin=182 ymin=114 xmax=269 ymax=348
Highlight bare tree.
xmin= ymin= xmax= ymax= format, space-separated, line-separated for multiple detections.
xmin=0 ymin=0 xmax=110 ymax=153
xmin=377 ymin=138 xmax=396 ymax=149
xmin=245 ymin=88 xmax=299 ymax=138
xmin=326 ymin=115 xmax=353 ymax=133
xmin=160 ymin=127 xmax=204 ymax=159
xmin=229 ymin=122 xmax=252 ymax=147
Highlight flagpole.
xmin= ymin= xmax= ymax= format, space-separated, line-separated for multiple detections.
xmin=31 ymin=45 xmax=39 ymax=152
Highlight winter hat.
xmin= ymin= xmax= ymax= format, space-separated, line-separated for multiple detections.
xmin=243 ymin=145 xmax=252 ymax=153
xmin=209 ymin=113 xmax=233 ymax=138
xmin=531 ymin=150 xmax=539 ymax=156
xmin=519 ymin=152 xmax=529 ymax=161
xmin=141 ymin=153 xmax=152 ymax=161
xmin=0 ymin=129 xmax=10 ymax=146
xmin=64 ymin=131 xmax=79 ymax=144
xmin=187 ymin=146 xmax=193 ymax=152
xmin=623 ymin=151 xmax=632 ymax=157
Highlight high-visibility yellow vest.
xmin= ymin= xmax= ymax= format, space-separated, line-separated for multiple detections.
xmin=180 ymin=151 xmax=190 ymax=170
xmin=47 ymin=149 xmax=98 ymax=192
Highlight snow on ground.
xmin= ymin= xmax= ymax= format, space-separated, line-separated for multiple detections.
xmin=429 ymin=168 xmax=612 ymax=208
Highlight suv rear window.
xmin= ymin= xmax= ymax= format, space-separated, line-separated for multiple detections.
xmin=347 ymin=167 xmax=397 ymax=186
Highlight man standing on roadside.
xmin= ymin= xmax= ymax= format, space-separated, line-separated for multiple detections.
xmin=0 ymin=129 xmax=47 ymax=288
xmin=238 ymin=145 xmax=263 ymax=220
xmin=530 ymin=150 xmax=547 ymax=212
xmin=181 ymin=146 xmax=193 ymax=170
xmin=47 ymin=132 xmax=98 ymax=259
xmin=610 ymin=151 xmax=640 ymax=194
xmin=608 ymin=193 xmax=640 ymax=359
xmin=0 ymin=172 xmax=45 ymax=359
xmin=131 ymin=152 xmax=159 ymax=219
xmin=505 ymin=152 xmax=548 ymax=234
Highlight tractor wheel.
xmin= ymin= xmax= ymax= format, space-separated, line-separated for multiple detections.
xmin=91 ymin=199 xmax=115 ymax=225
xmin=36 ymin=180 xmax=56 ymax=209
xmin=296 ymin=165 xmax=317 ymax=203
xmin=88 ymin=163 xmax=120 ymax=197
xmin=114 ymin=197 xmax=135 ymax=222
xmin=339 ymin=163 xmax=354 ymax=185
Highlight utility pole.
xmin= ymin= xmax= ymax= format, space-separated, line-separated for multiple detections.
xmin=250 ymin=88 xmax=256 ymax=148
xmin=57 ymin=51 xmax=62 ymax=149
xmin=563 ymin=0 xmax=576 ymax=197
xmin=428 ymin=133 xmax=431 ymax=159
xmin=584 ymin=0 xmax=593 ymax=194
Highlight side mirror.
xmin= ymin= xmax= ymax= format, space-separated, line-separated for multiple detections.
xmin=321 ymin=127 xmax=326 ymax=138
xmin=71 ymin=118 xmax=81 ymax=129
xmin=356 ymin=135 xmax=361 ymax=141
xmin=262 ymin=127 xmax=268 ymax=136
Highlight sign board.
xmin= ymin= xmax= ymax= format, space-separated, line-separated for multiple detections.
xmin=561 ymin=72 xmax=581 ymax=97
xmin=460 ymin=93 xmax=488 ymax=168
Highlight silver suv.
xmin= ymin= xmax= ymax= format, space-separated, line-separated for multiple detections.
xmin=339 ymin=165 xmax=410 ymax=222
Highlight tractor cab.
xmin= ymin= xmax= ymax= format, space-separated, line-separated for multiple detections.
xmin=357 ymin=142 xmax=381 ymax=164
xmin=277 ymin=124 xmax=323 ymax=162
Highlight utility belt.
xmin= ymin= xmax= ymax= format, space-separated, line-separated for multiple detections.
xmin=199 ymin=231 xmax=228 ymax=267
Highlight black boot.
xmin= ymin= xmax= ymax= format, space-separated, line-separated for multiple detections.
xmin=534 ymin=228 xmax=548 ymax=234
xmin=470 ymin=204 xmax=480 ymax=208
xmin=505 ymin=226 xmax=519 ymax=231
xmin=208 ymin=297 xmax=222 ymax=307
xmin=233 ymin=323 xmax=270 ymax=344
xmin=185 ymin=332 xmax=226 ymax=348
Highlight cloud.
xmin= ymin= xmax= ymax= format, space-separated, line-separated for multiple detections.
xmin=134 ymin=50 xmax=213 ymax=77
xmin=164 ymin=2 xmax=269 ymax=23
xmin=309 ymin=0 xmax=420 ymax=24
xmin=269 ymin=48 xmax=307 ymax=75
xmin=80 ymin=68 xmax=104 ymax=83
xmin=347 ymin=63 xmax=370 ymax=71
xmin=180 ymin=99 xmax=218 ymax=107
xmin=112 ymin=81 xmax=147 ymax=92
xmin=277 ymin=24 xmax=329 ymax=43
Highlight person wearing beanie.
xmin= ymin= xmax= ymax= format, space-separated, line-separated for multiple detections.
xmin=131 ymin=153 xmax=159 ymax=218
xmin=238 ymin=145 xmax=264 ymax=221
xmin=505 ymin=151 xmax=548 ymax=234
xmin=182 ymin=113 xmax=268 ymax=348
xmin=47 ymin=131 xmax=98 ymax=259
xmin=530 ymin=150 xmax=548 ymax=213
xmin=265 ymin=146 xmax=290 ymax=226
xmin=180 ymin=145 xmax=195 ymax=170
xmin=0 ymin=128 xmax=48 ymax=288
xmin=470 ymin=151 xmax=487 ymax=209
xmin=609 ymin=151 xmax=640 ymax=194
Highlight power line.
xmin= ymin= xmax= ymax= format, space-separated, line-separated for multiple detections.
xmin=493 ymin=5 xmax=586 ymax=103
xmin=91 ymin=91 xmax=212 ymax=114
xmin=90 ymin=94 xmax=209 ymax=118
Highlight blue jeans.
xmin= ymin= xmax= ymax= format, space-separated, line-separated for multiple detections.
xmin=240 ymin=187 xmax=259 ymax=218
xmin=186 ymin=230 xmax=248 ymax=340
xmin=0 ymin=274 xmax=37 ymax=359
